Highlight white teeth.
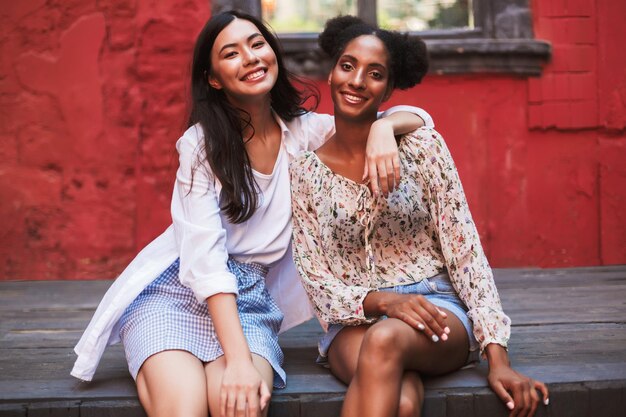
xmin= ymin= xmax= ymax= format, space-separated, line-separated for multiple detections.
xmin=243 ymin=70 xmax=265 ymax=81
xmin=344 ymin=94 xmax=364 ymax=103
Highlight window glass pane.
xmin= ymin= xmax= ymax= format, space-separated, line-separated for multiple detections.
xmin=378 ymin=0 xmax=473 ymax=31
xmin=262 ymin=0 xmax=357 ymax=33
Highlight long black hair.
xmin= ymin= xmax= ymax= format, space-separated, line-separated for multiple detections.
xmin=188 ymin=10 xmax=318 ymax=223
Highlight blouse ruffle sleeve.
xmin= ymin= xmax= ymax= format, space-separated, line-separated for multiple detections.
xmin=290 ymin=154 xmax=377 ymax=327
xmin=405 ymin=127 xmax=511 ymax=354
xmin=171 ymin=125 xmax=238 ymax=303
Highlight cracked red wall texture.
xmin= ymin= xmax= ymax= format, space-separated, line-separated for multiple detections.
xmin=1 ymin=0 xmax=624 ymax=280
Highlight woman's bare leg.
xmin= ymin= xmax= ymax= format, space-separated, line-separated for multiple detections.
xmin=328 ymin=327 xmax=425 ymax=417
xmin=205 ymin=353 xmax=274 ymax=417
xmin=329 ymin=307 xmax=469 ymax=417
xmin=136 ymin=350 xmax=208 ymax=417
xmin=397 ymin=372 xmax=424 ymax=417
xmin=330 ymin=325 xmax=420 ymax=417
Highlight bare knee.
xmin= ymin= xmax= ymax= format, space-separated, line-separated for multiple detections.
xmin=358 ymin=321 xmax=403 ymax=370
xmin=136 ymin=351 xmax=208 ymax=417
xmin=398 ymin=392 xmax=421 ymax=417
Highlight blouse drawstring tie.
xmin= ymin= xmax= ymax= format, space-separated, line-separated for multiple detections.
xmin=356 ymin=185 xmax=380 ymax=283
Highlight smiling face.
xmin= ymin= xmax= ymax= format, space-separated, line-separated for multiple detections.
xmin=329 ymin=35 xmax=392 ymax=122
xmin=208 ymin=18 xmax=278 ymax=106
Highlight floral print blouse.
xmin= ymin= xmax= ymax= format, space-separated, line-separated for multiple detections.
xmin=290 ymin=127 xmax=510 ymax=353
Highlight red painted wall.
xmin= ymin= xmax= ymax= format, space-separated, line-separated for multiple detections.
xmin=1 ymin=0 xmax=624 ymax=280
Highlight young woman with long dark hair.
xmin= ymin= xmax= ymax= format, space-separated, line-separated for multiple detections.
xmin=72 ymin=10 xmax=433 ymax=417
xmin=291 ymin=16 xmax=549 ymax=417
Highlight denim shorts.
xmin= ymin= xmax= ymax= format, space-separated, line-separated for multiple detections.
xmin=317 ymin=271 xmax=480 ymax=366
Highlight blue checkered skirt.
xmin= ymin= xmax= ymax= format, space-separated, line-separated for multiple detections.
xmin=119 ymin=258 xmax=286 ymax=388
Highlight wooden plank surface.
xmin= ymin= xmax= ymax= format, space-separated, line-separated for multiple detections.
xmin=1 ymin=266 xmax=625 ymax=417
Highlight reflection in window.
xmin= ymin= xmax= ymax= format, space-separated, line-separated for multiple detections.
xmin=378 ymin=0 xmax=473 ymax=31
xmin=262 ymin=0 xmax=357 ymax=33
xmin=262 ymin=0 xmax=472 ymax=33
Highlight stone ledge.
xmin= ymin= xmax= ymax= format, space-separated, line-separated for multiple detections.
xmin=1 ymin=266 xmax=625 ymax=417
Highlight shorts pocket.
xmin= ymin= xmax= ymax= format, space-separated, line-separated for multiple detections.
xmin=426 ymin=276 xmax=456 ymax=295
xmin=392 ymin=280 xmax=431 ymax=295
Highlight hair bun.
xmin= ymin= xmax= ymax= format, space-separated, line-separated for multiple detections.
xmin=395 ymin=34 xmax=428 ymax=89
xmin=319 ymin=15 xmax=366 ymax=57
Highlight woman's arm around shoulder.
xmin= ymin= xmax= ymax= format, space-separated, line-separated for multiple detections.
xmin=295 ymin=105 xmax=434 ymax=153
xmin=295 ymin=106 xmax=434 ymax=196
xmin=363 ymin=106 xmax=434 ymax=197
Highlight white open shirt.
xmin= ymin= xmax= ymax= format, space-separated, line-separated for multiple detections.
xmin=71 ymin=106 xmax=434 ymax=381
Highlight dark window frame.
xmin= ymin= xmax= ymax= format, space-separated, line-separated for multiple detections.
xmin=211 ymin=0 xmax=551 ymax=77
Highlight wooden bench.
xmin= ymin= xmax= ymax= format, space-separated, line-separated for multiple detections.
xmin=1 ymin=266 xmax=625 ymax=416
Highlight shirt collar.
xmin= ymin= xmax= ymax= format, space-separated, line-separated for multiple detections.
xmin=271 ymin=110 xmax=299 ymax=157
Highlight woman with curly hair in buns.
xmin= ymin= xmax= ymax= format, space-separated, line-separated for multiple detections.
xmin=290 ymin=16 xmax=549 ymax=417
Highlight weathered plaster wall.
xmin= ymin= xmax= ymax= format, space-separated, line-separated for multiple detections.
xmin=1 ymin=0 xmax=209 ymax=278
xmin=0 ymin=0 xmax=624 ymax=279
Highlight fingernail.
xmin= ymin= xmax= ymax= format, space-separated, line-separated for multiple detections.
xmin=431 ymin=335 xmax=439 ymax=342
xmin=418 ymin=323 xmax=425 ymax=331
xmin=506 ymin=401 xmax=514 ymax=410
xmin=441 ymin=333 xmax=448 ymax=341
xmin=544 ymin=398 xmax=549 ymax=406
xmin=444 ymin=327 xmax=450 ymax=334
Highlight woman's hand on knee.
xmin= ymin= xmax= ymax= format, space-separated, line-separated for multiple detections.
xmin=220 ymin=359 xmax=271 ymax=417
xmin=384 ymin=294 xmax=450 ymax=343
